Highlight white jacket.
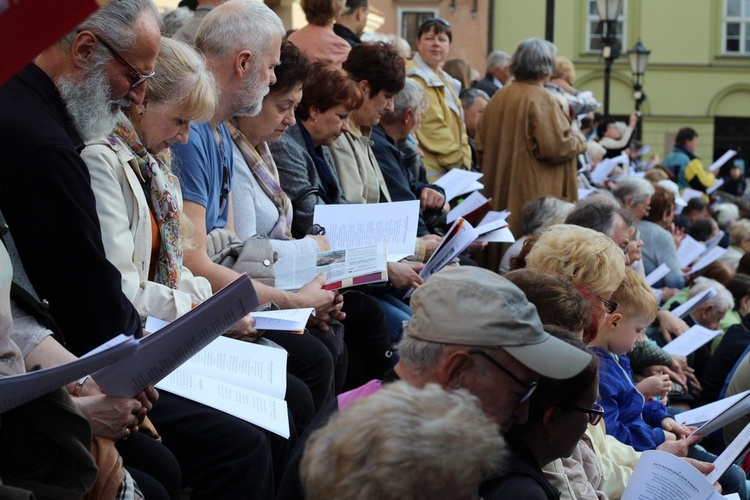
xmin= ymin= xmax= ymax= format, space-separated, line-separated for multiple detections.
xmin=81 ymin=138 xmax=212 ymax=326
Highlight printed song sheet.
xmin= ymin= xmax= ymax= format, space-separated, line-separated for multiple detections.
xmin=433 ymin=169 xmax=483 ymax=201
xmin=622 ymin=450 xmax=720 ymax=500
xmin=661 ymin=325 xmax=722 ymax=357
xmin=251 ymin=308 xmax=314 ymax=331
xmin=671 ymin=287 xmax=718 ymax=319
xmin=313 ymin=201 xmax=419 ymax=260
xmin=645 ymin=263 xmax=671 ymax=287
xmin=677 ymin=235 xmax=707 ymax=268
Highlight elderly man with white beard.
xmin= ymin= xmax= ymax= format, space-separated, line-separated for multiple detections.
xmin=0 ymin=1 xmax=282 ymax=498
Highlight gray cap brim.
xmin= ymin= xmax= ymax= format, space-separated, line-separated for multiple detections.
xmin=504 ymin=333 xmax=593 ymax=379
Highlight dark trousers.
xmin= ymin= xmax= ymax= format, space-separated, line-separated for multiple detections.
xmin=118 ymin=430 xmax=181 ymax=500
xmin=149 ymin=392 xmax=275 ymax=499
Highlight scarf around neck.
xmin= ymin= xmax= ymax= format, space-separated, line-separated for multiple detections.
xmin=110 ymin=112 xmax=184 ymax=289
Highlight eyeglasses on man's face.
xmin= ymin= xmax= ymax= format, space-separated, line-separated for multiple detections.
xmin=573 ymin=402 xmax=604 ymax=426
xmin=92 ymin=32 xmax=156 ymax=88
xmin=468 ymin=349 xmax=537 ymax=403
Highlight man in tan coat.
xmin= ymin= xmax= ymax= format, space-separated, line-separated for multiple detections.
xmin=476 ymin=38 xmax=586 ymax=272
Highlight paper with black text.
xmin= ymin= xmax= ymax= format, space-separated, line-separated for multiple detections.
xmin=677 ymin=235 xmax=707 ymax=268
xmin=662 ymin=325 xmax=722 ymax=357
xmin=688 ymin=246 xmax=727 ymax=275
xmin=691 ymin=390 xmax=750 ymax=437
xmin=474 ymin=211 xmax=515 ymax=243
xmin=671 ymin=287 xmax=718 ymax=319
xmin=645 ymin=263 xmax=671 ymax=287
xmin=251 ymin=308 xmax=314 ymax=331
xmin=709 ymin=150 xmax=737 ymax=173
xmin=622 ymin=450 xmax=720 ymax=500
xmin=313 ymin=201 xmax=419 ymax=260
xmin=0 ymin=334 xmax=138 ymax=414
xmin=433 ymin=169 xmax=483 ymax=202
xmin=93 ymin=275 xmax=259 ymax=397
xmin=705 ymin=422 xmax=750 ymax=484
xmin=678 ymin=390 xmax=750 ymax=427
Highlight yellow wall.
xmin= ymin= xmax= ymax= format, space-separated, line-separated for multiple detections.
xmin=491 ymin=0 xmax=750 ymax=160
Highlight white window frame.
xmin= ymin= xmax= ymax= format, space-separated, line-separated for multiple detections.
xmin=397 ymin=7 xmax=439 ymax=53
xmin=585 ymin=0 xmax=628 ymax=54
xmin=723 ymin=0 xmax=750 ymax=55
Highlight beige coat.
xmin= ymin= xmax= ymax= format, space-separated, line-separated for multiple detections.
xmin=476 ymin=80 xmax=585 ymax=270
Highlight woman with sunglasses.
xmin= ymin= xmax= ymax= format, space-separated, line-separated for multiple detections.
xmin=406 ymin=18 xmax=471 ymax=182
xmin=481 ymin=328 xmax=600 ymax=500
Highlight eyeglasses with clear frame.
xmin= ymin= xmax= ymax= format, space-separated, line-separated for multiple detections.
xmin=91 ymin=32 xmax=156 ymax=88
xmin=467 ymin=349 xmax=538 ymax=403
xmin=572 ymin=402 xmax=604 ymax=426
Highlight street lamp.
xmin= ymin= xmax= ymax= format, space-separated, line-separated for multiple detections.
xmin=595 ymin=0 xmax=623 ymax=118
xmin=628 ymin=38 xmax=650 ymax=140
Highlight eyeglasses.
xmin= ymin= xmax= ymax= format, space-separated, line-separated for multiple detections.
xmin=573 ymin=402 xmax=604 ymax=426
xmin=597 ymin=295 xmax=619 ymax=315
xmin=423 ymin=17 xmax=451 ymax=27
xmin=468 ymin=349 xmax=538 ymax=403
xmin=92 ymin=33 xmax=156 ymax=88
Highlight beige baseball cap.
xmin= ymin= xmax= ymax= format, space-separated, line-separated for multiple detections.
xmin=407 ymin=266 xmax=592 ymax=379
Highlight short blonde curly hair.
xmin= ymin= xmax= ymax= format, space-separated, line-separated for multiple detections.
xmin=301 ymin=382 xmax=505 ymax=500
xmin=526 ymin=224 xmax=626 ymax=297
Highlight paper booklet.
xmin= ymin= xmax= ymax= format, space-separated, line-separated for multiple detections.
xmin=687 ymin=246 xmax=727 ymax=275
xmin=156 ymin=336 xmax=290 ymax=438
xmin=677 ymin=235 xmax=708 ymax=268
xmin=313 ymin=201 xmax=419 ymax=262
xmin=274 ymin=243 xmax=388 ymax=291
xmin=689 ymin=390 xmax=750 ymax=438
xmin=661 ymin=324 xmax=723 ymax=357
xmin=590 ymin=153 xmax=629 ymax=184
xmin=645 ymin=263 xmax=671 ymax=287
xmin=405 ymin=217 xmax=478 ymax=298
xmin=92 ymin=275 xmax=260 ymax=398
xmin=709 ymin=150 xmax=737 ymax=173
xmin=0 ymin=334 xmax=138 ymax=414
xmin=622 ymin=450 xmax=726 ymax=499
xmin=475 ymin=211 xmax=515 ymax=243
xmin=433 ymin=169 xmax=483 ymax=202
xmin=678 ymin=390 xmax=750 ymax=427
xmin=446 ymin=191 xmax=492 ymax=225
xmin=671 ymin=287 xmax=718 ymax=319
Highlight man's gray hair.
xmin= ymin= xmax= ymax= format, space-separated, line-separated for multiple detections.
xmin=396 ymin=329 xmax=449 ymax=374
xmin=196 ymin=0 xmax=285 ymax=59
xmin=521 ymin=196 xmax=574 ymax=236
xmin=459 ymin=88 xmax=490 ymax=111
xmin=509 ymin=38 xmax=556 ymax=81
xmin=565 ymin=200 xmax=634 ymax=238
xmin=612 ymin=177 xmax=655 ymax=207
xmin=689 ymin=278 xmax=735 ymax=313
xmin=382 ymin=78 xmax=427 ymax=124
xmin=486 ymin=50 xmax=510 ymax=73
xmin=59 ymin=0 xmax=161 ymax=53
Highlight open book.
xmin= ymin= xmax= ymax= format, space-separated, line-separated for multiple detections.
xmin=93 ymin=275 xmax=259 ymax=397
xmin=156 ymin=336 xmax=290 ymax=438
xmin=274 ymin=243 xmax=388 ymax=291
xmin=661 ymin=325 xmax=723 ymax=357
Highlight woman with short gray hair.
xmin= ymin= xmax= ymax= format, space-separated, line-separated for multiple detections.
xmin=476 ymin=38 xmax=586 ymax=271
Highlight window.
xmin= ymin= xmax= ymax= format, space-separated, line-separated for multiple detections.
xmin=724 ymin=0 xmax=750 ymax=54
xmin=586 ymin=0 xmax=627 ymax=54
xmin=398 ymin=8 xmax=438 ymax=54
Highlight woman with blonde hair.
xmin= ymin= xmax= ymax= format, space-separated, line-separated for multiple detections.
xmin=526 ymin=224 xmax=626 ymax=343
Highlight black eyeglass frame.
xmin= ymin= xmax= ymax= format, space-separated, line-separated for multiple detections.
xmin=597 ymin=295 xmax=619 ymax=315
xmin=90 ymin=32 xmax=156 ymax=88
xmin=572 ymin=402 xmax=604 ymax=426
xmin=468 ymin=349 xmax=538 ymax=403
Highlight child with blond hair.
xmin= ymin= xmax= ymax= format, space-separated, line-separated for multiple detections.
xmin=589 ymin=268 xmax=689 ymax=451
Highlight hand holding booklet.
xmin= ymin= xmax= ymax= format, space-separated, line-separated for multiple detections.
xmin=274 ymin=243 xmax=388 ymax=291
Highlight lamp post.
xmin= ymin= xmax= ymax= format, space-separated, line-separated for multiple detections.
xmin=596 ymin=0 xmax=623 ymax=118
xmin=628 ymin=38 xmax=650 ymax=140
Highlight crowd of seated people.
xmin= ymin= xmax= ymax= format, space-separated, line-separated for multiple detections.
xmin=5 ymin=0 xmax=750 ymax=498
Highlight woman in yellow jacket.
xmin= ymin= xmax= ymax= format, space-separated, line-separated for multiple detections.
xmin=406 ymin=18 xmax=471 ymax=182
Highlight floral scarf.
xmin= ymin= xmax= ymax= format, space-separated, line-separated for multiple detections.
xmin=109 ymin=113 xmax=183 ymax=289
